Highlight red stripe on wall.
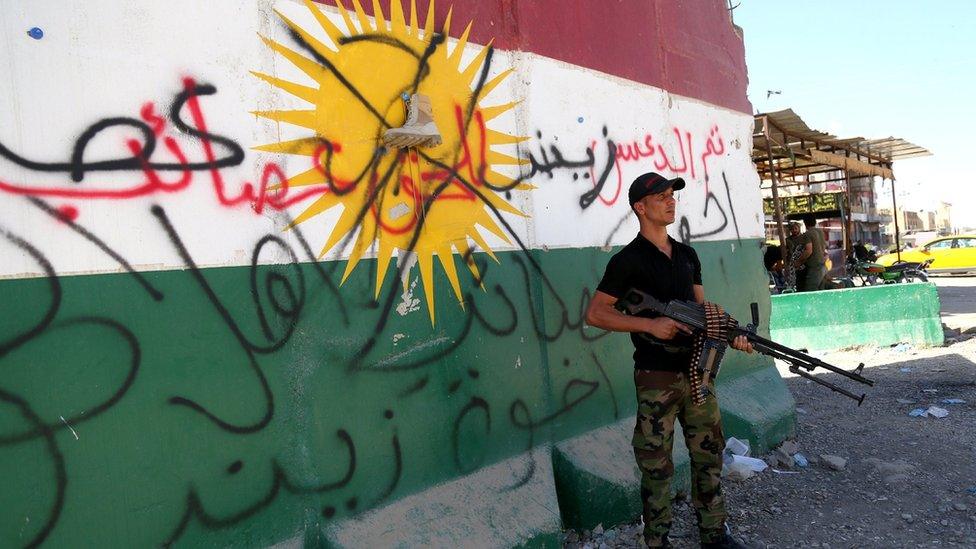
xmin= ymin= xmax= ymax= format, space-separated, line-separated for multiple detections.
xmin=314 ymin=0 xmax=752 ymax=114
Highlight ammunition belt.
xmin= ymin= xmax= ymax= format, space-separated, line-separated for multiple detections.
xmin=689 ymin=302 xmax=737 ymax=405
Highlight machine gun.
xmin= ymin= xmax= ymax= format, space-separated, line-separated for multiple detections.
xmin=614 ymin=288 xmax=874 ymax=405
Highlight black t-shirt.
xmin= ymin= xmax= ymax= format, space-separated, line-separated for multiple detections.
xmin=596 ymin=234 xmax=702 ymax=371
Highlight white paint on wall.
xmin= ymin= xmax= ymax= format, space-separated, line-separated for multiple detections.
xmin=0 ymin=0 xmax=761 ymax=280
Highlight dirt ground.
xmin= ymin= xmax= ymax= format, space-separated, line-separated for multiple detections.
xmin=565 ymin=277 xmax=976 ymax=549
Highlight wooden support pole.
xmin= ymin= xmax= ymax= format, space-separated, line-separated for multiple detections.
xmin=891 ymin=170 xmax=902 ymax=263
xmin=844 ymin=169 xmax=854 ymax=254
xmin=763 ymin=116 xmax=789 ymax=263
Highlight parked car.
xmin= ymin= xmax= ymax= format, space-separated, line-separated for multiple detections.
xmin=876 ymin=235 xmax=976 ymax=273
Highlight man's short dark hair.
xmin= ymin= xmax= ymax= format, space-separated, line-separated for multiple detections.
xmin=803 ymin=215 xmax=816 ymax=228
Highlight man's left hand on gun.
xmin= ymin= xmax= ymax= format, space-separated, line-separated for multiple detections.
xmin=731 ymin=335 xmax=753 ymax=354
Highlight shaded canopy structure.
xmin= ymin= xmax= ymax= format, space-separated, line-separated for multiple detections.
xmin=753 ymin=109 xmax=931 ymax=262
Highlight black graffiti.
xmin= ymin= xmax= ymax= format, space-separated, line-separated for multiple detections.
xmin=524 ymin=131 xmax=597 ymax=181
xmin=604 ymin=208 xmax=635 ymax=247
xmin=0 ymin=228 xmax=61 ymax=359
xmin=152 ymin=205 xmax=277 ymax=434
xmin=0 ymin=83 xmax=243 ymax=182
xmin=0 ymin=15 xmax=638 ymax=547
xmin=510 ymin=379 xmax=601 ymax=434
xmin=578 ymin=128 xmax=619 ymax=210
xmin=163 ymin=429 xmax=356 ymax=547
xmin=0 ymin=199 xmax=375 ymax=546
xmin=504 ymin=378 xmax=602 ymax=488
xmin=469 ymin=284 xmax=518 ymax=336
xmin=591 ymin=351 xmax=619 ymax=420
xmin=0 ymin=227 xmax=137 ymax=549
xmin=0 ymin=387 xmax=66 ymax=549
xmin=250 ymin=234 xmax=306 ymax=347
xmin=510 ymin=254 xmax=611 ymax=344
xmin=280 ymin=208 xmax=350 ymax=328
xmin=675 ymin=171 xmax=743 ymax=246
xmin=0 ymin=317 xmax=140 ymax=445
xmin=452 ymin=397 xmax=491 ymax=474
xmin=279 ymin=19 xmax=625 ymax=371
xmin=282 ymin=24 xmax=628 ymax=502
xmin=397 ymin=376 xmax=429 ymax=397
xmin=272 ymin=17 xmax=626 ymax=399
xmin=525 ymin=127 xmax=748 ymax=253
xmin=721 ymin=172 xmax=742 ymax=244
xmin=28 ymin=197 xmax=164 ymax=301
xmin=678 ymin=192 xmax=727 ymax=244
xmin=375 ymin=409 xmax=403 ymax=504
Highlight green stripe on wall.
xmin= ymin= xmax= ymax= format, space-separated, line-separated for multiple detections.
xmin=0 ymin=237 xmax=790 ymax=547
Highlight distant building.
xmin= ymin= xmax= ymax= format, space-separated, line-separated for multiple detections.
xmin=903 ymin=210 xmax=925 ymax=231
xmin=878 ymin=204 xmax=953 ymax=248
xmin=936 ymin=202 xmax=953 ymax=235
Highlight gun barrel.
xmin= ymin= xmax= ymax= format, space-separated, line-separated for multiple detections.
xmin=617 ymin=288 xmax=874 ymax=404
xmin=741 ymin=330 xmax=874 ymax=386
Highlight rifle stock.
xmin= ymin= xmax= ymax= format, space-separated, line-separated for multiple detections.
xmin=614 ymin=288 xmax=874 ymax=405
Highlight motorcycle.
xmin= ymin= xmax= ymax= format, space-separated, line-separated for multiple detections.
xmin=846 ymin=255 xmax=932 ymax=285
xmin=883 ymin=259 xmax=933 ymax=283
xmin=845 ymin=256 xmax=885 ymax=285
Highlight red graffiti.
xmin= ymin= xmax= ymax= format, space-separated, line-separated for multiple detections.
xmin=55 ymin=204 xmax=79 ymax=222
xmin=1 ymin=79 xmax=509 ymax=240
xmin=585 ymin=125 xmax=727 ymax=205
xmin=310 ymin=103 xmax=490 ymax=236
xmin=181 ymin=79 xmax=331 ymax=215
xmin=0 ymin=78 xmax=332 ymax=217
xmin=140 ymin=102 xmax=166 ymax=137
xmin=698 ymin=125 xmax=726 ymax=192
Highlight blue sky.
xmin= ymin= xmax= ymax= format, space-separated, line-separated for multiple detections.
xmin=735 ymin=0 xmax=976 ymax=227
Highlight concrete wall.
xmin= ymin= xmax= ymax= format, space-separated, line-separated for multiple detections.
xmin=0 ymin=1 xmax=790 ymax=546
xmin=771 ymin=283 xmax=944 ymax=350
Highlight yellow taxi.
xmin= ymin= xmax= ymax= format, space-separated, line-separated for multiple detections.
xmin=877 ymin=235 xmax=976 ymax=273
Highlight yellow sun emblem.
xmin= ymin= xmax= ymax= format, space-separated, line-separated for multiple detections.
xmin=251 ymin=0 xmax=530 ymax=324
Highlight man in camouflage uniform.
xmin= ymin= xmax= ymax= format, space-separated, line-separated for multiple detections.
xmin=586 ymin=172 xmax=753 ymax=548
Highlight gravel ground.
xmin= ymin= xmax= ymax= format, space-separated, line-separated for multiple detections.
xmin=565 ymin=333 xmax=976 ymax=549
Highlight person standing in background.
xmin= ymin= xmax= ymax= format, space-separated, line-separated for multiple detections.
xmin=794 ymin=215 xmax=827 ymax=292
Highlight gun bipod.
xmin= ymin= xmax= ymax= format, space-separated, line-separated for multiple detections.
xmin=787 ymin=364 xmax=867 ymax=406
xmin=751 ymin=341 xmax=869 ymax=405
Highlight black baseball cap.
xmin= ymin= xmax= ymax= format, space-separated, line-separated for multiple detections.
xmin=628 ymin=172 xmax=685 ymax=207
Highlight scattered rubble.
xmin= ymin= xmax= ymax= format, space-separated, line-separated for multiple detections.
xmin=819 ymin=455 xmax=847 ymax=471
xmin=560 ymin=336 xmax=976 ymax=548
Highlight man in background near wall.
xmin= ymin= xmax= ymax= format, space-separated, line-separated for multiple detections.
xmin=794 ymin=215 xmax=827 ymax=292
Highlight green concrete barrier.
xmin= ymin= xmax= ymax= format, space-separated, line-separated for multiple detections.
xmin=770 ymin=283 xmax=944 ymax=350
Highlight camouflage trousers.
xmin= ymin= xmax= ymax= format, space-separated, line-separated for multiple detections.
xmin=632 ymin=369 xmax=726 ymax=546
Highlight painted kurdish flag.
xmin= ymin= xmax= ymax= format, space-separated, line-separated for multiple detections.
xmin=253 ymin=0 xmax=531 ymax=324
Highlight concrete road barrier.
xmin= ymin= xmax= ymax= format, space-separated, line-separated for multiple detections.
xmin=770 ymin=283 xmax=944 ymax=350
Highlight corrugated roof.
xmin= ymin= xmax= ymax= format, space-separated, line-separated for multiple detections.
xmin=857 ymin=137 xmax=931 ymax=161
xmin=752 ymin=109 xmax=931 ymax=178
